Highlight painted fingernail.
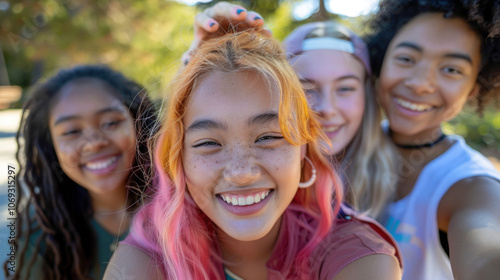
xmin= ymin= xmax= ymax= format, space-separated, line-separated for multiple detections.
xmin=236 ymin=8 xmax=245 ymax=15
xmin=209 ymin=22 xmax=215 ymax=27
xmin=254 ymin=16 xmax=262 ymax=21
xmin=184 ymin=59 xmax=189 ymax=66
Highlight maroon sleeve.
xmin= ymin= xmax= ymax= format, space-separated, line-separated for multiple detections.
xmin=311 ymin=212 xmax=403 ymax=279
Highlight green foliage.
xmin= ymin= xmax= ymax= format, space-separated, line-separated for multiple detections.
xmin=444 ymin=105 xmax=500 ymax=157
xmin=1 ymin=0 xmax=197 ymax=97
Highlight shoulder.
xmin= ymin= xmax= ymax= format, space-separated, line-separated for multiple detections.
xmin=103 ymin=243 xmax=163 ymax=280
xmin=312 ymin=206 xmax=402 ymax=279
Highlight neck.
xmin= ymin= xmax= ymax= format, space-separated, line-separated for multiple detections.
xmin=218 ymin=217 xmax=282 ymax=268
xmin=390 ymin=126 xmax=444 ymax=148
xmin=89 ymin=186 xmax=129 ymax=215
xmin=89 ymin=186 xmax=130 ymax=235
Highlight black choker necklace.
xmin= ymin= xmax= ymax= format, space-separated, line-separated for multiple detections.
xmin=394 ymin=134 xmax=447 ymax=149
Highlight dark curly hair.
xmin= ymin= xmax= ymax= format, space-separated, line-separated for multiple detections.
xmin=366 ymin=0 xmax=500 ymax=111
xmin=4 ymin=65 xmax=158 ymax=279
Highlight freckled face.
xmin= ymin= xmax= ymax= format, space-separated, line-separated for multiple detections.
xmin=49 ymin=79 xmax=137 ymax=195
xmin=378 ymin=13 xmax=481 ymax=140
xmin=290 ymin=49 xmax=365 ymax=155
xmin=182 ymin=70 xmax=302 ymax=241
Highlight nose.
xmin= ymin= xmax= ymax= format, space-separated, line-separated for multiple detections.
xmin=315 ymin=86 xmax=338 ymax=119
xmin=81 ymin=128 xmax=109 ymax=153
xmin=404 ymin=63 xmax=436 ymax=95
xmin=223 ymin=148 xmax=261 ymax=186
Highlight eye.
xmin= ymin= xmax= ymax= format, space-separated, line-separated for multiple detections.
xmin=395 ymin=55 xmax=414 ymax=65
xmin=192 ymin=141 xmax=221 ymax=148
xmin=256 ymin=135 xmax=284 ymax=143
xmin=101 ymin=119 xmax=123 ymax=130
xmin=442 ymin=66 xmax=463 ymax=75
xmin=337 ymin=87 xmax=356 ymax=94
xmin=62 ymin=129 xmax=81 ymax=136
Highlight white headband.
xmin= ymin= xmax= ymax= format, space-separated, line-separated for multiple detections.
xmin=302 ymin=37 xmax=355 ymax=53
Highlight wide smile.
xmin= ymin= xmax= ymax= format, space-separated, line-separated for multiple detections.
xmin=83 ymin=155 xmax=120 ymax=174
xmin=394 ymin=97 xmax=434 ymax=112
xmin=217 ymin=189 xmax=274 ymax=216
xmin=219 ymin=190 xmax=271 ymax=206
xmin=322 ymin=124 xmax=343 ymax=138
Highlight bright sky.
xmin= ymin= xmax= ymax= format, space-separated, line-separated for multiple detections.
xmin=176 ymin=0 xmax=380 ymax=19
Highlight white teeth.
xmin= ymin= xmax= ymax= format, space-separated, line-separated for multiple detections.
xmin=246 ymin=195 xmax=254 ymax=205
xmin=220 ymin=190 xmax=271 ymax=206
xmin=323 ymin=126 xmax=339 ymax=133
xmin=395 ymin=97 xmax=432 ymax=112
xmin=85 ymin=156 xmax=118 ymax=170
xmin=238 ymin=197 xmax=246 ymax=206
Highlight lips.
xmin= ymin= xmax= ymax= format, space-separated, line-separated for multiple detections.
xmin=85 ymin=156 xmax=119 ymax=170
xmin=82 ymin=154 xmax=121 ymax=175
xmin=217 ymin=189 xmax=274 ymax=216
xmin=219 ymin=190 xmax=271 ymax=206
xmin=321 ymin=124 xmax=343 ymax=139
xmin=394 ymin=97 xmax=434 ymax=112
xmin=323 ymin=126 xmax=340 ymax=133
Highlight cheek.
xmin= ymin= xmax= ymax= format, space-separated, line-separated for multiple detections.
xmin=378 ymin=63 xmax=399 ymax=95
xmin=114 ymin=124 xmax=137 ymax=154
xmin=183 ymin=152 xmax=223 ymax=208
xmin=340 ymin=93 xmax=365 ymax=126
xmin=258 ymin=147 xmax=301 ymax=186
xmin=53 ymin=140 xmax=81 ymax=170
xmin=442 ymin=93 xmax=469 ymax=121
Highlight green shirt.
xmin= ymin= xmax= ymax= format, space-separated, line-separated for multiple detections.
xmin=19 ymin=218 xmax=128 ymax=279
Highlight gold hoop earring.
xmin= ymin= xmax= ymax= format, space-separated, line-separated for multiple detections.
xmin=298 ymin=156 xmax=316 ymax=188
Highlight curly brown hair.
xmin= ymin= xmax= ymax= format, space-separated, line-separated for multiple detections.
xmin=365 ymin=0 xmax=500 ymax=111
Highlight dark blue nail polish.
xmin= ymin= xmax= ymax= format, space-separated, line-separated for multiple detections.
xmin=254 ymin=16 xmax=262 ymax=21
xmin=209 ymin=22 xmax=215 ymax=27
xmin=237 ymin=9 xmax=245 ymax=15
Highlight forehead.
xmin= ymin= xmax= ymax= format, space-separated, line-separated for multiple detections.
xmin=291 ymin=49 xmax=365 ymax=79
xmin=390 ymin=13 xmax=481 ymax=60
xmin=50 ymin=79 xmax=125 ymax=119
xmin=184 ymin=70 xmax=279 ymax=124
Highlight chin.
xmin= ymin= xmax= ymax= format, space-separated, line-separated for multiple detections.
xmin=223 ymin=221 xmax=275 ymax=242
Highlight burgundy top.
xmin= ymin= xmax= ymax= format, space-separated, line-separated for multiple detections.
xmin=122 ymin=205 xmax=402 ymax=279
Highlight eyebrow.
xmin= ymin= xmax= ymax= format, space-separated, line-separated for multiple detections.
xmin=395 ymin=42 xmax=473 ymax=64
xmin=185 ymin=112 xmax=279 ymax=133
xmin=248 ymin=112 xmax=279 ymax=126
xmin=299 ymin=74 xmax=362 ymax=85
xmin=186 ymin=119 xmax=227 ymax=133
xmin=53 ymin=107 xmax=126 ymax=126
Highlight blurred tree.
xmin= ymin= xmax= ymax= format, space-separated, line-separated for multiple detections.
xmin=1 ymin=0 xmax=197 ymax=98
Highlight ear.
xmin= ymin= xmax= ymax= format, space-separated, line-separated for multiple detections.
xmin=300 ymin=144 xmax=307 ymax=160
xmin=467 ymin=83 xmax=480 ymax=100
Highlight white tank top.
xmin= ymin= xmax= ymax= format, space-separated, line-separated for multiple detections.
xmin=382 ymin=135 xmax=500 ymax=280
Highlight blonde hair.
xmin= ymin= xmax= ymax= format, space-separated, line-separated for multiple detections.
xmin=342 ymin=79 xmax=398 ymax=219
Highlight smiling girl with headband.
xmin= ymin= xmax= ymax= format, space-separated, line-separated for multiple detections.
xmin=105 ymin=30 xmax=402 ymax=280
xmin=283 ymin=21 xmax=398 ymax=219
